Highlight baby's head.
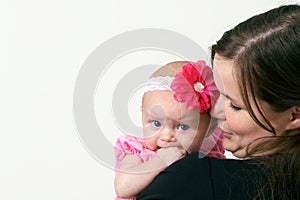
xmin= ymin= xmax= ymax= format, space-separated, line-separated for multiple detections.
xmin=141 ymin=61 xmax=219 ymax=153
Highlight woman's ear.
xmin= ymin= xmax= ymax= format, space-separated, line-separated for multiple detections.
xmin=286 ymin=106 xmax=300 ymax=130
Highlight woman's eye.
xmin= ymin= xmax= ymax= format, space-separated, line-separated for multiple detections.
xmin=151 ymin=120 xmax=161 ymax=127
xmin=229 ymin=103 xmax=241 ymax=111
xmin=178 ymin=124 xmax=189 ymax=131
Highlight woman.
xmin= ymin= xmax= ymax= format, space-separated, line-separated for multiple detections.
xmin=137 ymin=4 xmax=300 ymax=200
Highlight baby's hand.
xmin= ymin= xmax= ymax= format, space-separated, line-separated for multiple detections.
xmin=156 ymin=147 xmax=187 ymax=166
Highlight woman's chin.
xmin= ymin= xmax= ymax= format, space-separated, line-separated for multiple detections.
xmin=230 ymin=149 xmax=248 ymax=159
xmin=223 ymin=143 xmax=247 ymax=158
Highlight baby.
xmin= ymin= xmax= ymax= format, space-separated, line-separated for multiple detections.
xmin=114 ymin=60 xmax=224 ymax=199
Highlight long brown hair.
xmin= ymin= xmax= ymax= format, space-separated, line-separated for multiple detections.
xmin=211 ymin=4 xmax=300 ymax=200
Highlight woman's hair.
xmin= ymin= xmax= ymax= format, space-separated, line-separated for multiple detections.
xmin=211 ymin=4 xmax=300 ymax=200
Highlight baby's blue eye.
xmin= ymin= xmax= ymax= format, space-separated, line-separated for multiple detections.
xmin=151 ymin=120 xmax=161 ymax=127
xmin=178 ymin=124 xmax=189 ymax=131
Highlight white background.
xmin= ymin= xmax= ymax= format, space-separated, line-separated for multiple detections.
xmin=1 ymin=0 xmax=299 ymax=199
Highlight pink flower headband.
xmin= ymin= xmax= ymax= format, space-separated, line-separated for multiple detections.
xmin=170 ymin=60 xmax=220 ymax=114
xmin=143 ymin=60 xmax=219 ymax=114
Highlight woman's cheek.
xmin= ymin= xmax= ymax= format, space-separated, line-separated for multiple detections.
xmin=226 ymin=109 xmax=252 ymax=136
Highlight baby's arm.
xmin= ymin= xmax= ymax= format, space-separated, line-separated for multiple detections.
xmin=114 ymin=146 xmax=186 ymax=198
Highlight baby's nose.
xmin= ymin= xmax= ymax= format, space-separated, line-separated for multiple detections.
xmin=159 ymin=129 xmax=175 ymax=142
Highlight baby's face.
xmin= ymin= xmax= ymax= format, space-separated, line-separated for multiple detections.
xmin=141 ymin=90 xmax=210 ymax=153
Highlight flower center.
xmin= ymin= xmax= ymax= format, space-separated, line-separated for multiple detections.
xmin=194 ymin=82 xmax=204 ymax=92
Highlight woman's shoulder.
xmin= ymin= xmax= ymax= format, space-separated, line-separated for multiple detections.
xmin=167 ymin=152 xmax=261 ymax=182
xmin=137 ymin=153 xmax=265 ymax=200
xmin=167 ymin=152 xmax=249 ymax=172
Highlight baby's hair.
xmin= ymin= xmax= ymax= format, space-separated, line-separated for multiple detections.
xmin=150 ymin=61 xmax=193 ymax=78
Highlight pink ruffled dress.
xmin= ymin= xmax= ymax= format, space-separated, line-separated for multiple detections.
xmin=114 ymin=128 xmax=225 ymax=200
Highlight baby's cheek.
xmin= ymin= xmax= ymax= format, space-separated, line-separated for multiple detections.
xmin=177 ymin=132 xmax=198 ymax=150
xmin=144 ymin=137 xmax=159 ymax=151
xmin=143 ymin=125 xmax=158 ymax=138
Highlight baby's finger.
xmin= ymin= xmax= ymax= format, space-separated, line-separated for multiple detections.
xmin=181 ymin=149 xmax=188 ymax=156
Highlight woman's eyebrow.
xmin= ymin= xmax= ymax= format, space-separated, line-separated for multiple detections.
xmin=220 ymin=92 xmax=239 ymax=103
xmin=220 ymin=92 xmax=231 ymax=99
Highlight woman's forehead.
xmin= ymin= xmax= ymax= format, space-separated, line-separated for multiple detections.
xmin=212 ymin=55 xmax=243 ymax=104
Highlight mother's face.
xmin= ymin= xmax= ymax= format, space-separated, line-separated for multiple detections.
xmin=211 ymin=54 xmax=291 ymax=158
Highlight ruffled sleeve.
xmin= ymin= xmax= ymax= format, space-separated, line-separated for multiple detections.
xmin=114 ymin=135 xmax=156 ymax=170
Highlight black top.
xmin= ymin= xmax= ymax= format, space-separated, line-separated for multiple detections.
xmin=137 ymin=152 xmax=268 ymax=200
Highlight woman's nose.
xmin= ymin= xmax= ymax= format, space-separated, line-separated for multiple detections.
xmin=219 ymin=120 xmax=231 ymax=133
xmin=210 ymin=95 xmax=226 ymax=120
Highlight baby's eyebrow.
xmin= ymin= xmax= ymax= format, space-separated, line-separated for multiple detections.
xmin=179 ymin=115 xmax=199 ymax=123
xmin=147 ymin=110 xmax=165 ymax=119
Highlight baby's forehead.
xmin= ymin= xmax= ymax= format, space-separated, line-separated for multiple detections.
xmin=145 ymin=104 xmax=201 ymax=125
xmin=142 ymin=90 xmax=173 ymax=102
xmin=143 ymin=92 xmax=200 ymax=116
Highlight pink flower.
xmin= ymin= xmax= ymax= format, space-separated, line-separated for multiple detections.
xmin=170 ymin=60 xmax=219 ymax=114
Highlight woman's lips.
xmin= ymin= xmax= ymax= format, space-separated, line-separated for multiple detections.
xmin=221 ymin=130 xmax=233 ymax=139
